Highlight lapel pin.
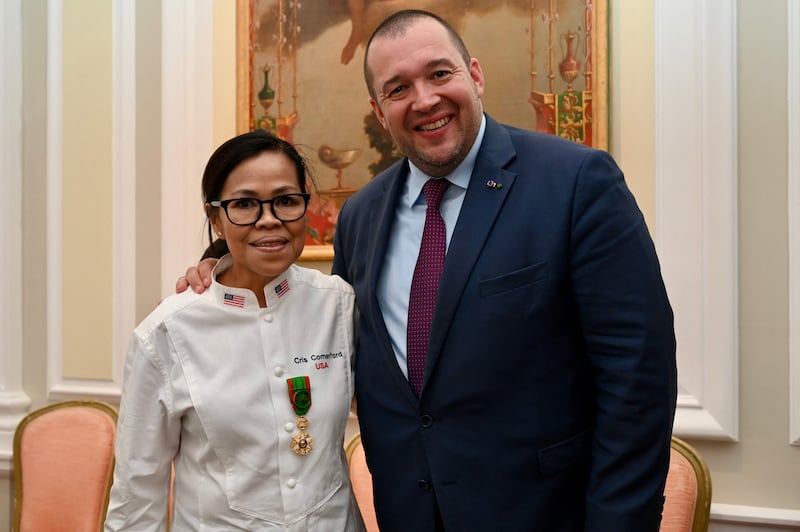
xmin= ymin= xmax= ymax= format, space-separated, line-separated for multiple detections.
xmin=486 ymin=180 xmax=503 ymax=189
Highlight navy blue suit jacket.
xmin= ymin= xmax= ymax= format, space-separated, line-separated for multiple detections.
xmin=332 ymin=115 xmax=677 ymax=532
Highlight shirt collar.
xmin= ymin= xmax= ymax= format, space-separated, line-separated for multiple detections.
xmin=209 ymin=254 xmax=295 ymax=310
xmin=405 ymin=114 xmax=487 ymax=208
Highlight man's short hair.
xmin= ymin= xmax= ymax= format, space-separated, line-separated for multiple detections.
xmin=363 ymin=10 xmax=472 ymax=100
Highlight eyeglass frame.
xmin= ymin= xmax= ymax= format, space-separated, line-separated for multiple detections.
xmin=209 ymin=193 xmax=311 ymax=225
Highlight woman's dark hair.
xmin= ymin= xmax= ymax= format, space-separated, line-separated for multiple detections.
xmin=201 ymin=129 xmax=312 ymax=258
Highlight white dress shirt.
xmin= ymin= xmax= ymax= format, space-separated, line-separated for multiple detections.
xmin=106 ymin=256 xmax=364 ymax=531
xmin=376 ymin=116 xmax=486 ymax=377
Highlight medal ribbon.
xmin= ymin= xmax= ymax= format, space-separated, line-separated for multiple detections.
xmin=287 ymin=376 xmax=311 ymax=416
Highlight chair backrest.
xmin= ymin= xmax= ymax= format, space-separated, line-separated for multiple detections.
xmin=344 ymin=432 xmax=379 ymax=532
xmin=661 ymin=436 xmax=712 ymax=532
xmin=13 ymin=400 xmax=118 ymax=532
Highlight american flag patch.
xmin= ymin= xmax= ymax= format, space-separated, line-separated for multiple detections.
xmin=223 ymin=293 xmax=245 ymax=308
xmin=275 ymin=279 xmax=290 ymax=298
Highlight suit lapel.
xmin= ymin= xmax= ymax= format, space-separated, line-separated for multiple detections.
xmin=363 ymin=164 xmax=403 ymax=309
xmin=423 ymin=119 xmax=517 ymax=390
xmin=361 ymin=162 xmax=420 ymax=400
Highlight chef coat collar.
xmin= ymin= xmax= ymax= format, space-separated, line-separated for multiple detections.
xmin=209 ymin=254 xmax=295 ymax=310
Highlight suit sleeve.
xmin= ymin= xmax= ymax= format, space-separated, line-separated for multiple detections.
xmin=331 ymin=198 xmax=355 ymax=285
xmin=332 ymin=199 xmax=352 ymax=283
xmin=569 ymin=150 xmax=677 ymax=531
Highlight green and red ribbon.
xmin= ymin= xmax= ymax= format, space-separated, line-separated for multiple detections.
xmin=287 ymin=376 xmax=311 ymax=416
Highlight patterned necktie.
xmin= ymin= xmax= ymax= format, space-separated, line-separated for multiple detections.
xmin=407 ymin=178 xmax=450 ymax=396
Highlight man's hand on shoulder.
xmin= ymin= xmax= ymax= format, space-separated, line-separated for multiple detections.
xmin=176 ymin=258 xmax=219 ymax=294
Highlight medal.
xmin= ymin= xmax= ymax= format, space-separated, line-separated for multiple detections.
xmin=287 ymin=376 xmax=313 ymax=456
xmin=291 ymin=416 xmax=313 ymax=456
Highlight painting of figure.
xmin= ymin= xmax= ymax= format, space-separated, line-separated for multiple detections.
xmin=237 ymin=0 xmax=607 ymax=257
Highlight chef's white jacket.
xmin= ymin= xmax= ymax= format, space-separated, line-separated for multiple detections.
xmin=105 ymin=257 xmax=364 ymax=531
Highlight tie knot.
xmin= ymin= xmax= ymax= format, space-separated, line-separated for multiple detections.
xmin=423 ymin=179 xmax=450 ymax=210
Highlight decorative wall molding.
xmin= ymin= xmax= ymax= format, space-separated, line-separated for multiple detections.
xmin=655 ymin=0 xmax=739 ymax=440
xmin=45 ymin=0 xmax=65 ymax=400
xmin=789 ymin=0 xmax=800 ymax=447
xmin=711 ymin=503 xmax=800 ymax=529
xmin=110 ymin=0 xmax=136 ymax=399
xmin=46 ymin=0 xmax=133 ymax=402
xmin=0 ymin=0 xmax=32 ymax=472
xmin=160 ymin=0 xmax=214 ymax=298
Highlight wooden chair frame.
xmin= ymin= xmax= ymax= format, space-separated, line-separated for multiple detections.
xmin=669 ymin=436 xmax=712 ymax=532
xmin=344 ymin=432 xmax=363 ymax=465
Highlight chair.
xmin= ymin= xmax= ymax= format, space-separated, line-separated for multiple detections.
xmin=343 ymin=432 xmax=711 ymax=532
xmin=13 ymin=399 xmax=118 ymax=532
xmin=661 ymin=436 xmax=712 ymax=532
xmin=344 ymin=432 xmax=379 ymax=532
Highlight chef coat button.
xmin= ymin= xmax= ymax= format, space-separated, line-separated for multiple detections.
xmin=274 ymin=366 xmax=285 ymax=377
xmin=263 ymin=314 xmax=273 ymax=323
xmin=287 ymin=478 xmax=297 ymax=489
xmin=419 ymin=414 xmax=433 ymax=428
xmin=284 ymin=422 xmax=295 ymax=432
xmin=417 ymin=480 xmax=431 ymax=491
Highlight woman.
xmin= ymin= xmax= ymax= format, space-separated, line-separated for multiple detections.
xmin=105 ymin=130 xmax=365 ymax=531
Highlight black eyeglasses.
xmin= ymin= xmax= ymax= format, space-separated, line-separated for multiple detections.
xmin=210 ymin=194 xmax=311 ymax=225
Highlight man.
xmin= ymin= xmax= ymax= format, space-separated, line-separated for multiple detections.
xmin=182 ymin=10 xmax=676 ymax=531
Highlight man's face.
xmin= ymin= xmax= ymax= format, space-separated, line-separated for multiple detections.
xmin=366 ymin=18 xmax=485 ymax=177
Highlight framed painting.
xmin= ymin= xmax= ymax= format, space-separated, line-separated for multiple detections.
xmin=236 ymin=0 xmax=609 ymax=261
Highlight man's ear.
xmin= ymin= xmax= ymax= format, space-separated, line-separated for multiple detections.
xmin=369 ymin=99 xmax=388 ymax=130
xmin=469 ymin=58 xmax=485 ymax=98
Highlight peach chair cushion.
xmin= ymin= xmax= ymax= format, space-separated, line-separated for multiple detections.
xmin=14 ymin=402 xmax=117 ymax=532
xmin=345 ymin=434 xmax=379 ymax=532
xmin=660 ymin=447 xmax=698 ymax=532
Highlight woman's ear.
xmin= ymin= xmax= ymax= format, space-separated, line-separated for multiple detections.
xmin=205 ymin=203 xmax=224 ymax=239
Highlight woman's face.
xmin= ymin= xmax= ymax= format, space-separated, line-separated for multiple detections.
xmin=208 ymin=150 xmax=306 ymax=294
